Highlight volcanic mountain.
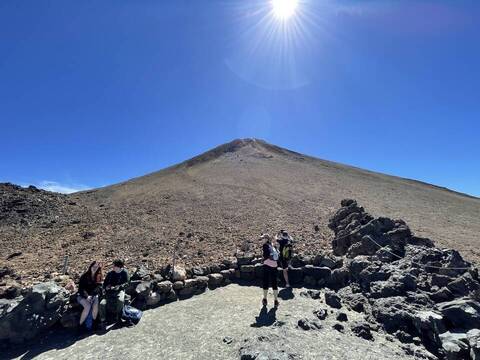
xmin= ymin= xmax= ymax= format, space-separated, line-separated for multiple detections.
xmin=1 ymin=138 xmax=479 ymax=282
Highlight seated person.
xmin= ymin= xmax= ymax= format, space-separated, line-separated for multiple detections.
xmin=77 ymin=261 xmax=103 ymax=329
xmin=99 ymin=259 xmax=129 ymax=327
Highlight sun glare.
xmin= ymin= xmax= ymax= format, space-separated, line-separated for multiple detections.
xmin=271 ymin=0 xmax=299 ymax=20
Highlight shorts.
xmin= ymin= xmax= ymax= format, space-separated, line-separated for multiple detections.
xmin=279 ymin=258 xmax=289 ymax=269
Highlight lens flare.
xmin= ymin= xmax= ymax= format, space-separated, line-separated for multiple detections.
xmin=271 ymin=0 xmax=299 ymax=20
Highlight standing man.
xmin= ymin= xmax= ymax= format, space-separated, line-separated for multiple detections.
xmin=99 ymin=259 xmax=129 ymax=328
xmin=276 ymin=230 xmax=293 ymax=288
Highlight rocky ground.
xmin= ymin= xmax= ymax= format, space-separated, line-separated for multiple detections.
xmin=1 ymin=199 xmax=480 ymax=359
xmin=5 ymin=285 xmax=415 ymax=360
xmin=1 ymin=139 xmax=479 ymax=288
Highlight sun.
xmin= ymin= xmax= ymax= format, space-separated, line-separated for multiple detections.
xmin=271 ymin=0 xmax=299 ymax=20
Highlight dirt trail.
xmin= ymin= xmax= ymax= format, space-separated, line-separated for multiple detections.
xmin=9 ymin=284 xmax=416 ymax=360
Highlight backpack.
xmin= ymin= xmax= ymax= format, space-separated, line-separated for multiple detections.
xmin=282 ymin=243 xmax=293 ymax=260
xmin=122 ymin=305 xmax=143 ymax=325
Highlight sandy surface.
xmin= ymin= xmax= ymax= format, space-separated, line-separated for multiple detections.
xmin=7 ymin=284 xmax=419 ymax=360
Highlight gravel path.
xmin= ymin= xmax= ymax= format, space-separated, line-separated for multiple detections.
xmin=9 ymin=284 xmax=418 ymax=360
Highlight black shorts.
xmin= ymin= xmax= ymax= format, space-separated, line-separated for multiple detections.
xmin=279 ymin=258 xmax=289 ymax=269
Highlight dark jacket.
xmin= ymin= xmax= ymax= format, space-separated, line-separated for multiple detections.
xmin=78 ymin=272 xmax=102 ymax=298
xmin=103 ymin=269 xmax=129 ymax=292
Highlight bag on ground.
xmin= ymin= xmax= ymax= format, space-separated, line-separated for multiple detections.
xmin=122 ymin=305 xmax=143 ymax=324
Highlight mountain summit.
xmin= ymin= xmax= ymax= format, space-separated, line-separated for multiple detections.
xmin=1 ymin=139 xmax=479 ymax=281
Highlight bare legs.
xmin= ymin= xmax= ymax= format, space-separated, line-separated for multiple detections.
xmin=78 ymin=296 xmax=99 ymax=325
xmin=283 ymin=268 xmax=290 ymax=287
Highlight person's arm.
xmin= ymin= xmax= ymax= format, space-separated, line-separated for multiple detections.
xmin=263 ymin=243 xmax=272 ymax=260
xmin=117 ymin=270 xmax=129 ymax=291
xmin=78 ymin=275 xmax=88 ymax=298
xmin=103 ymin=272 xmax=112 ymax=289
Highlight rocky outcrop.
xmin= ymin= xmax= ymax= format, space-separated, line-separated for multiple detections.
xmin=329 ymin=199 xmax=480 ymax=359
xmin=0 ymin=282 xmax=68 ymax=346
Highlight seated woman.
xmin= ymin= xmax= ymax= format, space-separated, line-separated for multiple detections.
xmin=77 ymin=261 xmax=103 ymax=329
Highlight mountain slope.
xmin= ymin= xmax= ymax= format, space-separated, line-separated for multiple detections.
xmin=1 ymin=138 xmax=479 ymax=282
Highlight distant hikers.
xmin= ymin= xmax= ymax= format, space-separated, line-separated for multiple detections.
xmin=276 ymin=230 xmax=293 ymax=288
xmin=77 ymin=261 xmax=103 ymax=329
xmin=99 ymin=259 xmax=129 ymax=329
xmin=261 ymin=234 xmax=279 ymax=308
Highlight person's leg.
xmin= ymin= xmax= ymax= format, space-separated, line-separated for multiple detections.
xmin=272 ymin=268 xmax=279 ymax=305
xmin=91 ymin=295 xmax=99 ymax=320
xmin=99 ymin=298 xmax=107 ymax=323
xmin=281 ymin=259 xmax=290 ymax=287
xmin=283 ymin=268 xmax=290 ymax=287
xmin=262 ymin=265 xmax=269 ymax=305
xmin=116 ymin=291 xmax=125 ymax=314
xmin=78 ymin=297 xmax=91 ymax=325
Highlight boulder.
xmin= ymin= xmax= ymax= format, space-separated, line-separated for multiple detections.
xmin=59 ymin=306 xmax=81 ymax=328
xmin=303 ymin=265 xmax=331 ymax=281
xmin=304 ymin=276 xmax=316 ymax=287
xmin=351 ymin=321 xmax=373 ymax=341
xmin=346 ymin=235 xmax=378 ymax=258
xmin=240 ymin=265 xmax=256 ymax=281
xmin=412 ymin=310 xmax=446 ymax=351
xmin=336 ymin=312 xmax=348 ymax=322
xmin=328 ymin=267 xmax=350 ymax=290
xmin=156 ymin=281 xmax=173 ymax=294
xmin=439 ymin=332 xmax=470 ymax=360
xmin=208 ymin=273 xmax=224 ymax=287
xmin=313 ymin=308 xmax=328 ymax=320
xmin=332 ymin=323 xmax=345 ymax=333
xmin=324 ymin=290 xmax=342 ymax=309
xmin=236 ymin=254 xmax=254 ymax=266
xmin=437 ymin=298 xmax=480 ymax=330
xmin=146 ymin=292 xmax=162 ymax=307
xmin=287 ymin=268 xmax=304 ymax=285
xmin=220 ymin=269 xmax=232 ymax=280
xmin=430 ymin=287 xmax=454 ymax=303
xmin=131 ymin=266 xmax=151 ymax=281
xmin=297 ymin=318 xmax=322 ymax=330
xmin=467 ymin=329 xmax=480 ymax=360
xmin=0 ymin=282 xmax=68 ymax=344
xmin=172 ymin=266 xmax=186 ymax=282
xmin=172 ymin=281 xmax=184 ymax=291
xmin=369 ymin=280 xmax=405 ymax=299
xmin=254 ymin=263 xmax=264 ymax=279
xmin=370 ymin=296 xmax=415 ymax=334
xmin=339 ymin=291 xmax=367 ymax=313
xmin=300 ymin=290 xmax=321 ymax=300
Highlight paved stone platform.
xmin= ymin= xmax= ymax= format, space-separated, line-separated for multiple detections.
xmin=7 ymin=284 xmax=416 ymax=360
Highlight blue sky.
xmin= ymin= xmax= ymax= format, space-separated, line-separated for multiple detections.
xmin=1 ymin=0 xmax=479 ymax=197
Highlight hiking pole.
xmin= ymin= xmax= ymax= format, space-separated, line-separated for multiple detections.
xmin=171 ymin=237 xmax=180 ymax=280
xmin=62 ymin=255 xmax=69 ymax=275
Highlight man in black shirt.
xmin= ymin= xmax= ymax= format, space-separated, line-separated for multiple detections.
xmin=99 ymin=259 xmax=129 ymax=327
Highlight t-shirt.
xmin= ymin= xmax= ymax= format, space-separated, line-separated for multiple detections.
xmin=103 ymin=269 xmax=129 ymax=291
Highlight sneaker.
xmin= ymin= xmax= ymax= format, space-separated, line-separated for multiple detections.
xmin=262 ymin=298 xmax=267 ymax=307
